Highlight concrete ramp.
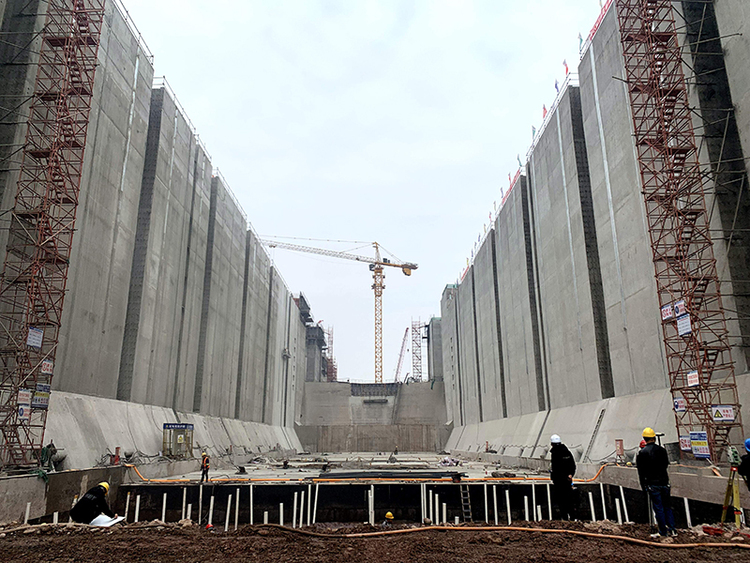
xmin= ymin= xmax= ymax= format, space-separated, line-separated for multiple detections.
xmin=45 ymin=391 xmax=301 ymax=470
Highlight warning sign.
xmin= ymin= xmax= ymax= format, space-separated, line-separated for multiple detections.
xmin=679 ymin=435 xmax=692 ymax=451
xmin=686 ymin=370 xmax=699 ymax=387
xmin=673 ymin=300 xmax=687 ymax=317
xmin=661 ymin=304 xmax=674 ymax=321
xmin=676 ymin=314 xmax=692 ymax=336
xmin=17 ymin=388 xmax=31 ymax=406
xmin=26 ymin=327 xmax=43 ymax=349
xmin=690 ymin=431 xmax=710 ymax=459
xmin=32 ymin=383 xmax=50 ymax=410
xmin=18 ymin=404 xmax=30 ymax=422
xmin=41 ymin=359 xmax=53 ymax=375
xmin=673 ymin=397 xmax=687 ymax=412
xmin=711 ymin=405 xmax=735 ymax=422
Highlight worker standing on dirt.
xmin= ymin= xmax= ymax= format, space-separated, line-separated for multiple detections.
xmin=70 ymin=482 xmax=116 ymax=524
xmin=738 ymin=438 xmax=750 ymax=492
xmin=636 ymin=427 xmax=676 ymax=538
xmin=382 ymin=511 xmax=394 ymax=527
xmin=201 ymin=452 xmax=210 ymax=483
xmin=549 ymin=434 xmax=576 ymax=520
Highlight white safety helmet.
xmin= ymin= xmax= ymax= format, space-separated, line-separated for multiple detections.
xmin=550 ymin=434 xmax=562 ymax=444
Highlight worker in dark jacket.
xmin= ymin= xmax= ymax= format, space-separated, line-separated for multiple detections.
xmin=636 ymin=427 xmax=676 ymax=538
xmin=70 ymin=482 xmax=115 ymax=524
xmin=550 ymin=434 xmax=576 ymax=520
xmin=200 ymin=452 xmax=210 ymax=483
xmin=738 ymin=438 xmax=750 ymax=492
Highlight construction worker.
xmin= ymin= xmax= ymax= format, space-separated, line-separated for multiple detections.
xmin=382 ymin=511 xmax=394 ymax=526
xmin=70 ymin=482 xmax=116 ymax=524
xmin=636 ymin=427 xmax=676 ymax=538
xmin=738 ymin=438 xmax=750 ymax=492
xmin=200 ymin=452 xmax=210 ymax=483
xmin=549 ymin=434 xmax=576 ymax=520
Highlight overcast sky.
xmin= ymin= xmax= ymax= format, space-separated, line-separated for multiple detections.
xmin=123 ymin=0 xmax=607 ymax=383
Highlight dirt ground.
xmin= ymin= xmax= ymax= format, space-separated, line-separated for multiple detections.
xmin=1 ymin=520 xmax=749 ymax=562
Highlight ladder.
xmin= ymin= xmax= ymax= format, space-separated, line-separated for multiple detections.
xmin=460 ymin=485 xmax=472 ymax=522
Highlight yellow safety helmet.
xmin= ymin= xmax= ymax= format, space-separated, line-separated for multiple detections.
xmin=98 ymin=482 xmax=110 ymax=494
xmin=385 ymin=511 xmax=394 ymax=520
xmin=642 ymin=427 xmax=656 ymax=439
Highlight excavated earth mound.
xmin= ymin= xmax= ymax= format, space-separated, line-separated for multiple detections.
xmin=1 ymin=521 xmax=749 ymax=562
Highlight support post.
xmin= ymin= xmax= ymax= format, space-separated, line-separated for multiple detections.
xmin=135 ymin=495 xmax=141 ymax=523
xmin=182 ymin=488 xmax=187 ymax=520
xmin=684 ymin=497 xmax=692 ymax=528
xmin=208 ymin=495 xmax=215 ymax=526
xmin=588 ymin=492 xmax=596 ymax=522
xmin=615 ymin=498 xmax=623 ymax=524
xmin=225 ymin=495 xmax=232 ymax=532
xmin=619 ymin=486 xmax=630 ymax=523
xmin=250 ymin=484 xmax=254 ymax=525
xmin=599 ymin=483 xmax=607 ymax=520
xmin=280 ymin=502 xmax=284 ymax=526
xmin=125 ymin=492 xmax=131 ymax=523
xmin=484 ymin=483 xmax=488 ymax=523
xmin=235 ymin=488 xmax=240 ymax=530
xmin=524 ymin=496 xmax=529 ymax=521
xmin=293 ymin=492 xmax=298 ymax=529
xmin=505 ymin=488 xmax=511 ymax=525
xmin=492 ymin=485 xmax=498 ymax=525
xmin=313 ymin=483 xmax=320 ymax=524
xmin=162 ymin=492 xmax=167 ymax=522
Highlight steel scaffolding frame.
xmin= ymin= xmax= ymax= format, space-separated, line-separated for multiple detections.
xmin=615 ymin=0 xmax=742 ymax=460
xmin=0 ymin=0 xmax=105 ymax=468
xmin=411 ymin=320 xmax=423 ymax=382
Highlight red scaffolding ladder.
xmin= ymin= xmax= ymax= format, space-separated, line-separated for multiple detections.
xmin=0 ymin=0 xmax=105 ymax=468
xmin=615 ymin=0 xmax=742 ymax=460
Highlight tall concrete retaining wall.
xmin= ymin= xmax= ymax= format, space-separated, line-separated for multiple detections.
xmin=298 ymin=381 xmax=449 ymax=452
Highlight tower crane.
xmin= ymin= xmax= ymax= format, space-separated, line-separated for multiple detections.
xmin=261 ymin=240 xmax=417 ymax=383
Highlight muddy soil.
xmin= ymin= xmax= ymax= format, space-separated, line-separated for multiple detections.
xmin=1 ymin=521 xmax=748 ymax=562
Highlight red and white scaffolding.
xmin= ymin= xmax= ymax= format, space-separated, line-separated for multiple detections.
xmin=616 ymin=0 xmax=742 ymax=460
xmin=0 ymin=0 xmax=105 ymax=468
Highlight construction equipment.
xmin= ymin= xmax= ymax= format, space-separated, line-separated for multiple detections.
xmin=261 ymin=240 xmax=417 ymax=383
xmin=393 ymin=327 xmax=409 ymax=383
xmin=615 ymin=0 xmax=743 ymax=460
xmin=0 ymin=0 xmax=106 ymax=468
xmin=411 ymin=319 xmax=425 ymax=381
xmin=720 ymin=446 xmax=743 ymax=528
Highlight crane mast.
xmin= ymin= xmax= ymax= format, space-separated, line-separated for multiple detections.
xmin=261 ymin=239 xmax=417 ymax=383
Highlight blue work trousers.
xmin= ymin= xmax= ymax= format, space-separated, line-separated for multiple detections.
xmin=648 ymin=484 xmax=675 ymax=536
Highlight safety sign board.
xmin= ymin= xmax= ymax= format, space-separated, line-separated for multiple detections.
xmin=686 ymin=370 xmax=700 ymax=387
xmin=677 ymin=314 xmax=692 ymax=336
xmin=32 ymin=383 xmax=50 ymax=410
xmin=679 ymin=435 xmax=692 ymax=451
xmin=17 ymin=388 xmax=31 ymax=406
xmin=18 ymin=404 xmax=30 ymax=422
xmin=26 ymin=327 xmax=43 ymax=349
xmin=674 ymin=300 xmax=687 ymax=317
xmin=690 ymin=431 xmax=710 ymax=459
xmin=711 ymin=405 xmax=735 ymax=422
xmin=673 ymin=397 xmax=687 ymax=412
xmin=661 ymin=304 xmax=674 ymax=321
xmin=41 ymin=359 xmax=53 ymax=375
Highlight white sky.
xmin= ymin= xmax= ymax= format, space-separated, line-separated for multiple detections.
xmin=122 ymin=0 xmax=608 ymax=383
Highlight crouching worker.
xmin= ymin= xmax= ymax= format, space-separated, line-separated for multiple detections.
xmin=70 ymin=482 xmax=117 ymax=525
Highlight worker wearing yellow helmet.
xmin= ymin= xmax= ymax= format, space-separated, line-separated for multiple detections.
xmin=636 ymin=427 xmax=676 ymax=538
xmin=201 ymin=451 xmax=211 ymax=483
xmin=381 ymin=511 xmax=394 ymax=527
xmin=70 ymin=482 xmax=117 ymax=524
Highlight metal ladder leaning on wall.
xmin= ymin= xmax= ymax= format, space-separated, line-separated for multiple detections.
xmin=460 ymin=485 xmax=472 ymax=522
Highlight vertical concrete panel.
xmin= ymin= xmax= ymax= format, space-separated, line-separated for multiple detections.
xmin=494 ymin=179 xmax=541 ymax=417
xmin=55 ymin=2 xmax=154 ymax=398
xmin=172 ymin=145 xmax=211 ymax=412
xmin=427 ymin=317 xmax=443 ymax=381
xmin=457 ymin=270 xmax=479 ymax=424
xmin=119 ymin=86 xmax=198 ymax=408
xmin=578 ymin=8 xmax=669 ymax=397
xmin=472 ymin=236 xmax=503 ymax=420
xmin=527 ymin=89 xmax=601 ymax=407
xmin=194 ymin=176 xmax=246 ymax=417
xmin=440 ymin=286 xmax=460 ymax=425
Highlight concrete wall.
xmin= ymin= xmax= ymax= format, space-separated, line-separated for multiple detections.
xmin=193 ymin=175 xmax=246 ymax=417
xmin=44 ymin=391 xmax=302 ymax=470
xmin=439 ymin=2 xmax=750 ymax=462
xmin=298 ymin=381 xmax=449 ymax=452
xmin=54 ymin=1 xmax=154 ymax=398
xmin=118 ymin=86 xmax=204 ymax=409
xmin=427 ymin=317 xmax=443 ymax=381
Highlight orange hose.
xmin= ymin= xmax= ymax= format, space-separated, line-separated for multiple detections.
xmin=256 ymin=523 xmax=750 ymax=549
